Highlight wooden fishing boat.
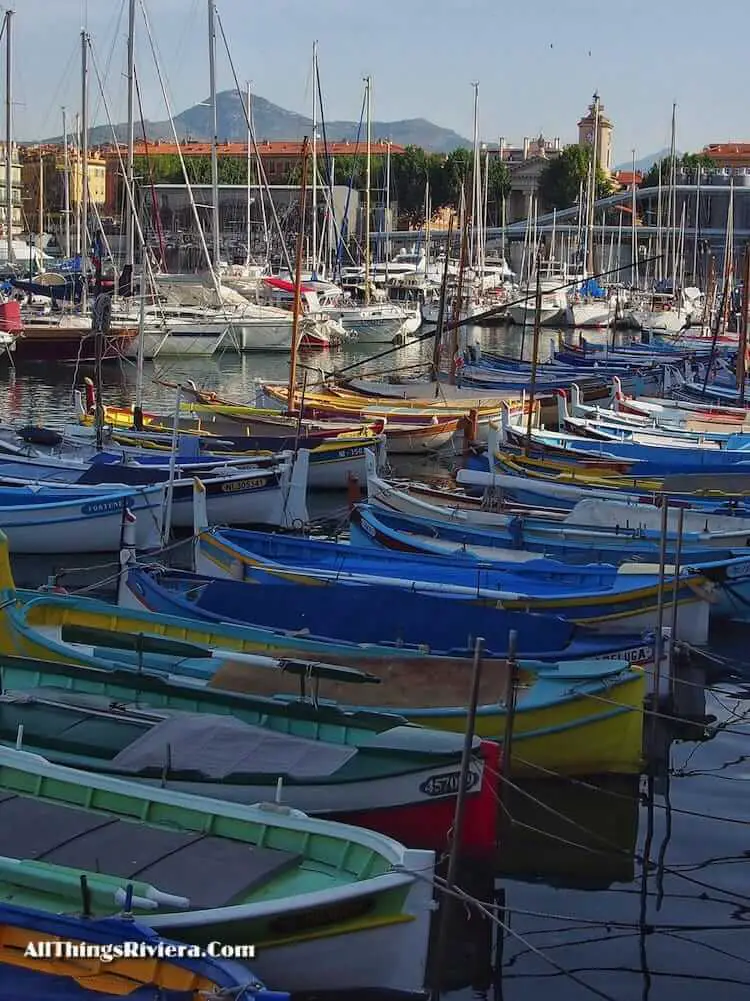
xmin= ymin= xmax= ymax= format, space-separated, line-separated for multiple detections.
xmin=0 ymin=746 xmax=435 ymax=994
xmin=0 ymin=901 xmax=281 ymax=1000
xmin=0 ymin=531 xmax=646 ymax=774
xmin=72 ymin=390 xmax=387 ymax=489
xmin=0 ymin=450 xmax=310 ymax=530
xmin=81 ymin=378 xmax=380 ymax=438
xmin=365 ymin=453 xmax=750 ymax=554
xmin=0 ymin=654 xmax=499 ymax=856
xmin=161 ymin=383 xmax=463 ymax=453
xmin=0 ymin=485 xmax=164 ymax=554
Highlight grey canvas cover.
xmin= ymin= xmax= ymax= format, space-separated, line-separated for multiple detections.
xmin=110 ymin=712 xmax=357 ymax=780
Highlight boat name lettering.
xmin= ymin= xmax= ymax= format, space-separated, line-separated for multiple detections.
xmin=81 ymin=499 xmax=123 ymax=516
xmin=220 ymin=477 xmax=269 ymax=493
xmin=267 ymin=895 xmax=375 ymax=937
xmin=726 ymin=561 xmax=750 ymax=580
xmin=598 ymin=645 xmax=653 ymax=664
xmin=419 ymin=769 xmax=479 ymax=798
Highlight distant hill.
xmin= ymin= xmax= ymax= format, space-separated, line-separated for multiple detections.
xmin=613 ymin=148 xmax=677 ymax=173
xmin=56 ymin=90 xmax=472 ymax=154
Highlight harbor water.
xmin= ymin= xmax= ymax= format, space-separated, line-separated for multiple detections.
xmin=0 ymin=325 xmax=748 ymax=1000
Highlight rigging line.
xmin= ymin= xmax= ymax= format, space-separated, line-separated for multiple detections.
xmin=505 ymin=754 xmax=750 ymax=829
xmin=87 ymin=0 xmax=127 ymax=135
xmin=137 ymin=0 xmax=221 ymax=301
xmin=32 ymin=40 xmax=79 ymax=140
xmin=214 ymin=7 xmax=294 ymax=277
xmin=329 ymin=253 xmax=666 ymax=380
xmin=492 ymin=767 xmax=638 ymax=856
xmin=580 ymin=688 xmax=750 ymax=738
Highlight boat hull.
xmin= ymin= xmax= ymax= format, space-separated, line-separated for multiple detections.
xmin=125 ymin=326 xmax=230 ymax=358
xmin=507 ymin=303 xmax=569 ymax=326
xmin=0 ymin=490 xmax=162 ymax=554
xmin=15 ymin=325 xmax=137 ymax=362
xmin=149 ymin=875 xmax=434 ymax=995
xmin=570 ymin=301 xmax=612 ymax=328
xmin=234 ymin=319 xmax=293 ymax=352
xmin=114 ymin=743 xmax=497 ymax=856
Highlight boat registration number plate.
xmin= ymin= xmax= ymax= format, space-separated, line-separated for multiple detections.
xmin=420 ymin=768 xmax=480 ymax=798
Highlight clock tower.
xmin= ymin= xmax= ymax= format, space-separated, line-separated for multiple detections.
xmin=578 ymin=93 xmax=613 ymax=172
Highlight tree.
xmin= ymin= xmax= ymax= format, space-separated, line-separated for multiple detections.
xmin=641 ymin=152 xmax=715 ymax=189
xmin=538 ymin=144 xmax=614 ymax=211
xmin=486 ymin=157 xmax=510 ymax=226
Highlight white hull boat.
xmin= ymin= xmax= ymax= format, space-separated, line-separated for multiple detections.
xmin=0 ymin=452 xmax=310 ymax=530
xmin=507 ymin=301 xmax=569 ymax=326
xmin=569 ymin=300 xmax=612 ymax=328
xmin=125 ymin=323 xmax=232 ymax=359
xmin=0 ymin=485 xmax=164 ymax=554
xmin=325 ymin=304 xmax=412 ymax=342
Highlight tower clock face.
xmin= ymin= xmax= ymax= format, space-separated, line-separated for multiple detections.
xmin=586 ymin=130 xmax=594 ymax=141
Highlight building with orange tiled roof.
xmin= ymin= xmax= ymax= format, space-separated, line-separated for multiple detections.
xmin=701 ymin=142 xmax=750 ymax=169
xmin=87 ymin=139 xmax=402 ymax=214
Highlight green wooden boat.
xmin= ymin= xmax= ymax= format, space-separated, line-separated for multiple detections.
xmin=0 ymin=654 xmax=498 ymax=855
xmin=0 ymin=744 xmax=435 ymax=995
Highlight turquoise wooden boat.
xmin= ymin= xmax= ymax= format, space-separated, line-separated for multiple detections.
xmin=0 ymin=745 xmax=435 ymax=995
xmin=0 ymin=653 xmax=500 ymax=855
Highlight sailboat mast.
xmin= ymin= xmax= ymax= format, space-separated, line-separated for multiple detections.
xmin=482 ymin=144 xmax=489 ymax=274
xmin=364 ymin=75 xmax=371 ymax=304
xmin=656 ymin=162 xmax=663 ymax=281
xmin=385 ymin=138 xmax=391 ymax=281
xmin=62 ymin=107 xmax=71 ymax=258
xmin=586 ymin=93 xmax=600 ymax=276
xmin=631 ymin=148 xmax=637 ymax=286
xmin=668 ymin=102 xmax=678 ymax=292
xmin=245 ymin=81 xmax=252 ymax=267
xmin=692 ymin=165 xmax=702 ymax=283
xmin=80 ymin=29 xmax=89 ymax=309
xmin=287 ymin=137 xmax=309 ymax=408
xmin=3 ymin=9 xmax=11 ymax=264
xmin=38 ymin=150 xmax=43 ymax=255
xmin=207 ymin=0 xmax=220 ymax=269
xmin=311 ymin=40 xmax=318 ymax=276
xmin=470 ymin=82 xmax=479 ymax=268
xmin=125 ymin=0 xmax=136 ymax=270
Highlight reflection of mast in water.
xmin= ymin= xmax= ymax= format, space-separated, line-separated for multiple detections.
xmin=426 ymin=858 xmax=498 ymax=998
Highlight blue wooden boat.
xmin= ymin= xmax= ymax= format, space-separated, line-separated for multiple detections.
xmin=113 ymin=569 xmax=649 ymax=776
xmin=458 ymin=458 xmax=750 ymax=519
xmin=0 ymin=901 xmax=284 ymax=1001
xmin=345 ymin=505 xmax=750 ymax=625
xmin=0 ymin=533 xmax=648 ymax=775
xmin=121 ymin=561 xmax=658 ymax=656
xmin=191 ymin=521 xmax=708 ymax=633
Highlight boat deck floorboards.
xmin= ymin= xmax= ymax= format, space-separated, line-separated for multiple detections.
xmin=0 ymin=791 xmax=302 ymax=908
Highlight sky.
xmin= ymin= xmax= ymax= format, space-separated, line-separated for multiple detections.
xmin=11 ymin=0 xmax=748 ymax=163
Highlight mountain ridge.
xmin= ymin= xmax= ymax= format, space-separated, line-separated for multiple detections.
xmin=47 ymin=90 xmax=472 ymax=153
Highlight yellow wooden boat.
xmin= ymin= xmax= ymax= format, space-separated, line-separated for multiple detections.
xmin=0 ymin=533 xmax=645 ymax=776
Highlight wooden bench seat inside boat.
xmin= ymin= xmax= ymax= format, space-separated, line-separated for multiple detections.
xmin=0 ymin=791 xmax=301 ymax=908
xmin=211 ymin=654 xmax=524 ymax=708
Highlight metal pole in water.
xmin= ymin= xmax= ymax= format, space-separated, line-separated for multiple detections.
xmin=500 ymin=628 xmax=519 ymax=789
xmin=431 ymin=635 xmax=485 ymax=998
xmin=652 ymin=499 xmax=670 ymax=709
xmin=163 ymin=387 xmax=181 ymax=544
xmin=668 ymin=506 xmax=685 ymax=705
